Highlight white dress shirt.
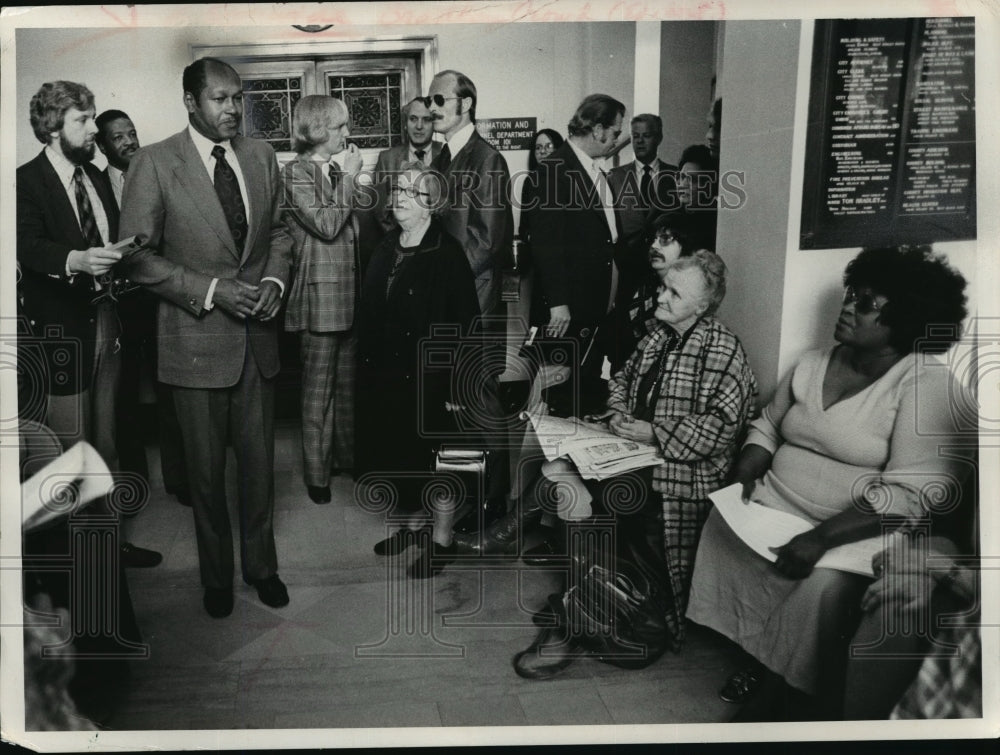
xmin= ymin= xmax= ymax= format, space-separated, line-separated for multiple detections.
xmin=444 ymin=122 xmax=476 ymax=160
xmin=186 ymin=125 xmax=283 ymax=309
xmin=45 ymin=145 xmax=111 ymax=279
xmin=107 ymin=164 xmax=126 ymax=208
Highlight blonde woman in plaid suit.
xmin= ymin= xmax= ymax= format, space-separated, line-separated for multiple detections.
xmin=512 ymin=250 xmax=758 ymax=679
xmin=282 ymin=96 xmax=363 ymax=504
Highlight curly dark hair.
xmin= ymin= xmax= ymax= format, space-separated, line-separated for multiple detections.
xmin=527 ymin=128 xmax=565 ymax=173
xmin=843 ymin=245 xmax=967 ymax=354
xmin=650 ymin=212 xmax=703 ymax=256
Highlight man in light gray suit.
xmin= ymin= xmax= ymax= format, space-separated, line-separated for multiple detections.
xmin=119 ymin=57 xmax=294 ymax=618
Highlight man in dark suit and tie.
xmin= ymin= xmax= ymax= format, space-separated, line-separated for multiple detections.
xmin=427 ymin=69 xmax=514 ymax=531
xmin=119 ymin=57 xmax=294 ymax=618
xmin=607 ymin=115 xmax=678 ymax=305
xmin=529 ymin=93 xmax=626 ymax=415
xmin=96 ymin=109 xmax=190 ymax=507
xmin=373 ymin=97 xmax=442 ymax=233
xmin=17 ymin=79 xmax=151 ymax=721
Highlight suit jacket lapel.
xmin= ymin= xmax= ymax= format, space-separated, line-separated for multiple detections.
xmin=232 ymin=137 xmax=264 ymax=264
xmin=173 ymin=131 xmax=240 ymax=259
xmin=561 ymin=145 xmax=612 ymax=234
xmin=37 ymin=154 xmax=87 ymax=249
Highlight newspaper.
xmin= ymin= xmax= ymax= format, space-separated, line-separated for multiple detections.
xmin=524 ymin=411 xmax=663 ymax=480
xmin=709 ymin=483 xmax=885 ymax=577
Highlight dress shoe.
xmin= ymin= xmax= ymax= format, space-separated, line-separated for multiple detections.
xmin=374 ymin=526 xmax=430 ymax=556
xmin=307 ymin=485 xmax=332 ymax=504
xmin=203 ymin=587 xmax=234 ymax=618
xmin=408 ymin=541 xmax=456 ymax=579
xmin=453 ymin=498 xmax=543 ymax=555
xmin=512 ymin=627 xmax=581 ymax=680
xmin=120 ymin=542 xmax=163 ymax=568
xmin=251 ymin=574 xmax=290 ymax=608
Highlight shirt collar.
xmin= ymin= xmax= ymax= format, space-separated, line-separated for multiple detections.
xmin=409 ymin=143 xmax=432 ymax=160
xmin=568 ymin=139 xmax=603 ymax=174
xmin=445 ymin=122 xmax=475 ymax=157
xmin=44 ymin=144 xmax=84 ymax=187
xmin=108 ymin=164 xmax=126 ymax=183
xmin=636 ymin=157 xmax=661 ymax=175
xmin=187 ymin=124 xmax=233 ymax=162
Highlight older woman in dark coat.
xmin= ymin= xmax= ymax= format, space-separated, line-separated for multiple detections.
xmin=355 ymin=166 xmax=481 ymax=578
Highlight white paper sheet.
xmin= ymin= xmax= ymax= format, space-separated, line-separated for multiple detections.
xmin=21 ymin=442 xmax=113 ymax=533
xmin=709 ymin=483 xmax=884 ymax=577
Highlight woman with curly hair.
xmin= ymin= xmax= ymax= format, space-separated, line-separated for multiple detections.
xmin=687 ymin=245 xmax=970 ymax=719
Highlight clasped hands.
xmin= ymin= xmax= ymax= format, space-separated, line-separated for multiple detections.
xmin=213 ymin=278 xmax=282 ymax=321
xmin=739 ymin=478 xmax=827 ymax=580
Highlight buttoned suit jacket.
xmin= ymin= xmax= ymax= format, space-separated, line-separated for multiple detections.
xmin=372 ymin=141 xmax=442 ymax=233
xmin=434 ymin=130 xmax=513 ymax=316
xmin=281 ymin=155 xmax=359 ymax=333
xmin=528 ymin=142 xmax=622 ymax=330
xmin=17 ymin=152 xmax=119 ymax=394
xmin=118 ymin=130 xmax=293 ymax=389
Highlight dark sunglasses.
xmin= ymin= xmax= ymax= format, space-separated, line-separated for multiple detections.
xmin=421 ymin=94 xmax=460 ymax=108
xmin=843 ymin=286 xmax=886 ymax=315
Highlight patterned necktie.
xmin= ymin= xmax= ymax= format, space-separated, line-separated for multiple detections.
xmin=414 ymin=148 xmax=426 ymax=164
xmin=73 ymin=167 xmax=104 ymax=247
xmin=640 ymin=164 xmax=653 ymax=209
xmin=436 ymin=143 xmax=451 ymax=172
xmin=211 ymin=145 xmax=248 ymax=250
xmin=72 ymin=167 xmax=112 ymax=290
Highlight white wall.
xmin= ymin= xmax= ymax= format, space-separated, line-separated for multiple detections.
xmin=658 ymin=20 xmax=716 ymax=166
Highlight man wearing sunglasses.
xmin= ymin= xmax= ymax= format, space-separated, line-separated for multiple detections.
xmin=426 ymin=69 xmax=514 ymax=529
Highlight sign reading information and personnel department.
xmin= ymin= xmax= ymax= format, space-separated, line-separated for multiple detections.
xmin=475 ymin=118 xmax=537 ymax=151
xmin=801 ymin=17 xmax=976 ymax=249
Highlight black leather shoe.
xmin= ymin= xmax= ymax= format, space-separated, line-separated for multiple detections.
xmin=408 ymin=541 xmax=456 ymax=579
xmin=307 ymin=485 xmax=331 ymax=504
xmin=252 ymin=574 xmax=290 ymax=608
xmin=120 ymin=542 xmax=163 ymax=568
xmin=512 ymin=628 xmax=580 ymax=680
xmin=203 ymin=587 xmax=234 ymax=618
xmin=374 ymin=526 xmax=430 ymax=556
xmin=453 ymin=499 xmax=543 ymax=555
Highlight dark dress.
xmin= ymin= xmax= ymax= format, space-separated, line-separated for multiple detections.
xmin=355 ymin=218 xmax=482 ymax=511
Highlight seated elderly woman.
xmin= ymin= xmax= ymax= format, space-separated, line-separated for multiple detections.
xmin=505 ymin=251 xmax=758 ymax=679
xmin=281 ymin=95 xmax=364 ymax=504
xmin=686 ymin=245 xmax=969 ymax=719
xmin=613 ymin=211 xmax=707 ymax=373
xmin=354 ymin=166 xmax=481 ymax=579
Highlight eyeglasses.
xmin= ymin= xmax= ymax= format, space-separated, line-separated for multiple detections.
xmin=422 ymin=94 xmax=460 ymax=108
xmin=654 ymin=231 xmax=677 ymax=246
xmin=391 ymin=185 xmax=431 ymax=199
xmin=843 ymin=286 xmax=886 ymax=315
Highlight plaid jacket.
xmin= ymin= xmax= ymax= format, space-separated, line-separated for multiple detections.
xmin=607 ymin=316 xmax=759 ymax=501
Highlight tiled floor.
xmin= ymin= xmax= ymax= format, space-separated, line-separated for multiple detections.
xmin=109 ymin=422 xmax=745 ymax=731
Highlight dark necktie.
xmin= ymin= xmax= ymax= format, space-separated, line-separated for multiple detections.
xmin=414 ymin=148 xmax=426 ymax=164
xmin=73 ymin=166 xmax=113 ymax=289
xmin=328 ymin=163 xmax=340 ymax=193
xmin=211 ymin=145 xmax=248 ymax=250
xmin=640 ymin=164 xmax=653 ymax=209
xmin=436 ymin=143 xmax=451 ymax=172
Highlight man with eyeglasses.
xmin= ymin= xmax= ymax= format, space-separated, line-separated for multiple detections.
xmin=426 ymin=69 xmax=514 ymax=530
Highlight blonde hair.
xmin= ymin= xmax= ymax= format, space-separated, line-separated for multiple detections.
xmin=292 ymin=95 xmax=348 ymax=154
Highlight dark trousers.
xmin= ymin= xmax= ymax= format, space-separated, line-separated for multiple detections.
xmin=172 ymin=348 xmax=278 ymax=589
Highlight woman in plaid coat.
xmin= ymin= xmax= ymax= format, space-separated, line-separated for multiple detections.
xmin=513 ymin=250 xmax=758 ymax=679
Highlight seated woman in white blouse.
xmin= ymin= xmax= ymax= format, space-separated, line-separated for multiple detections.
xmin=686 ymin=245 xmax=970 ymax=720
